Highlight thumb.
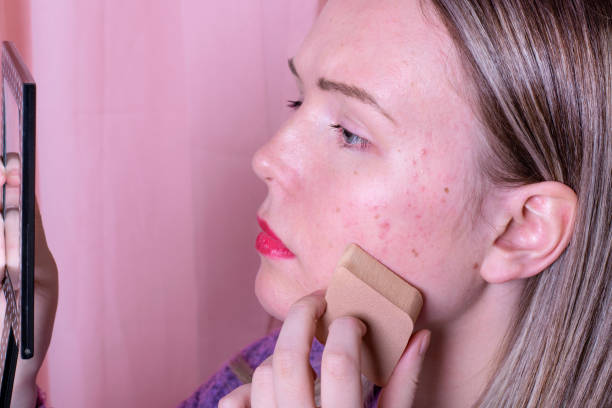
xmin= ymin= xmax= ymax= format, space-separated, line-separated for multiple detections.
xmin=377 ymin=330 xmax=431 ymax=407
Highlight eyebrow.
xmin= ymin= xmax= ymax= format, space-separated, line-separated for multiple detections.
xmin=288 ymin=58 xmax=396 ymax=124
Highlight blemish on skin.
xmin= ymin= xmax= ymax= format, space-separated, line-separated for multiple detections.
xmin=420 ymin=148 xmax=428 ymax=157
xmin=412 ymin=159 xmax=417 ymax=165
xmin=378 ymin=221 xmax=391 ymax=239
xmin=415 ymin=214 xmax=422 ymax=219
xmin=335 ymin=207 xmax=341 ymax=213
xmin=444 ymin=187 xmax=450 ymax=193
xmin=374 ymin=214 xmax=380 ymax=219
xmin=473 ymin=263 xmax=479 ymax=270
xmin=353 ymin=170 xmax=359 ymax=175
xmin=420 ymin=186 xmax=426 ymax=192
xmin=441 ymin=198 xmax=447 ymax=204
xmin=411 ymin=249 xmax=419 ymax=257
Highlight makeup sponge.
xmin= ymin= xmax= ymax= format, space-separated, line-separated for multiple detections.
xmin=315 ymin=243 xmax=423 ymax=386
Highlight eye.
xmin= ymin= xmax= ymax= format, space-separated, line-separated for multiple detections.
xmin=330 ymin=124 xmax=370 ymax=151
xmin=287 ymin=100 xmax=302 ymax=110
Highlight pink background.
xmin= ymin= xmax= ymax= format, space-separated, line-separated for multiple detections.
xmin=1 ymin=1 xmax=320 ymax=406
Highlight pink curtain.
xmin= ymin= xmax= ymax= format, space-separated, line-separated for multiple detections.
xmin=1 ymin=1 xmax=318 ymax=406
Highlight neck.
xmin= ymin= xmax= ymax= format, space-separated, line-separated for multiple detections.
xmin=413 ymin=280 xmax=524 ymax=408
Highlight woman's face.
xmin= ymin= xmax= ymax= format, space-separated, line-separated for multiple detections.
xmin=252 ymin=0 xmax=494 ymax=326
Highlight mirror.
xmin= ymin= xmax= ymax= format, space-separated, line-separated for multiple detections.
xmin=0 ymin=41 xmax=36 ymax=406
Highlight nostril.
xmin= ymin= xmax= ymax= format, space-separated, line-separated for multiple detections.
xmin=252 ymin=144 xmax=279 ymax=184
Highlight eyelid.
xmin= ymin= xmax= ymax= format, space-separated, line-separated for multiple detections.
xmin=287 ymin=99 xmax=302 ymax=109
xmin=330 ymin=123 xmax=371 ymax=151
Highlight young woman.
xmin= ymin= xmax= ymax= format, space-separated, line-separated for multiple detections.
xmin=16 ymin=0 xmax=611 ymax=407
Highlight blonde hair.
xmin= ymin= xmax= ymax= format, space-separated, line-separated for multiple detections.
xmin=428 ymin=0 xmax=611 ymax=406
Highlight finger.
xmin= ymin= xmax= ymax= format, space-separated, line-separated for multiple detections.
xmin=0 ymin=215 xmax=5 ymax=272
xmin=0 ymin=159 xmax=5 ymax=182
xmin=251 ymin=356 xmax=276 ymax=408
xmin=320 ymin=316 xmax=366 ymax=408
xmin=4 ymin=208 xmax=19 ymax=272
xmin=218 ymin=383 xmax=252 ymax=408
xmin=4 ymin=152 xmax=21 ymax=187
xmin=4 ymin=184 xmax=19 ymax=210
xmin=272 ymin=292 xmax=326 ymax=408
xmin=377 ymin=330 xmax=431 ymax=408
xmin=0 ymin=162 xmax=4 ymax=212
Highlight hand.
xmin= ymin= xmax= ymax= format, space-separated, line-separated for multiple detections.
xmin=220 ymin=291 xmax=430 ymax=407
xmin=0 ymin=160 xmax=59 ymax=407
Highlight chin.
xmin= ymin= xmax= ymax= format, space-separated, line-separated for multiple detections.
xmin=254 ymin=263 xmax=293 ymax=321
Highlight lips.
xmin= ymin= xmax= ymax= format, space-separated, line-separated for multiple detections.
xmin=256 ymin=217 xmax=296 ymax=259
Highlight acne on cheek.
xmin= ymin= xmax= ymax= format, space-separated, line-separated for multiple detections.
xmin=378 ymin=221 xmax=391 ymax=239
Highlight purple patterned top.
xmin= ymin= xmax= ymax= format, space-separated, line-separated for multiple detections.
xmin=35 ymin=330 xmax=380 ymax=407
xmin=178 ymin=329 xmax=381 ymax=407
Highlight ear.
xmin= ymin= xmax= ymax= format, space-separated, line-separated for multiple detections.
xmin=480 ymin=182 xmax=577 ymax=284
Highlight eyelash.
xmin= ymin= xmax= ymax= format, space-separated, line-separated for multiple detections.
xmin=287 ymin=100 xmax=302 ymax=109
xmin=287 ymin=100 xmax=371 ymax=151
xmin=330 ymin=124 xmax=370 ymax=150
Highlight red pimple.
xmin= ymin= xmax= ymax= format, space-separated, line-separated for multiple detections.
xmin=378 ymin=221 xmax=391 ymax=239
xmin=411 ymin=249 xmax=419 ymax=257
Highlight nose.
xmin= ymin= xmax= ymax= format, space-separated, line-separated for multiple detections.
xmin=251 ymin=129 xmax=300 ymax=191
xmin=251 ymin=144 xmax=275 ymax=183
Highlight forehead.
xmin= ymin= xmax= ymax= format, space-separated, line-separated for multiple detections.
xmin=295 ymin=0 xmax=466 ymax=119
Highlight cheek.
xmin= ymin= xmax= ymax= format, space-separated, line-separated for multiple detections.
xmin=292 ymin=149 xmax=479 ymax=320
xmin=332 ymin=193 xmax=433 ymax=262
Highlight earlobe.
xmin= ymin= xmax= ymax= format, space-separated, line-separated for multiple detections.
xmin=480 ymin=182 xmax=577 ymax=284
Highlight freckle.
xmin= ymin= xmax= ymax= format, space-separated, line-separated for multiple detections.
xmin=473 ymin=262 xmax=479 ymax=270
xmin=335 ymin=207 xmax=341 ymax=213
xmin=374 ymin=214 xmax=380 ymax=219
xmin=397 ymin=149 xmax=401 ymax=153
xmin=411 ymin=249 xmax=419 ymax=257
xmin=444 ymin=187 xmax=449 ymax=193
xmin=353 ymin=170 xmax=358 ymax=175
xmin=378 ymin=221 xmax=391 ymax=239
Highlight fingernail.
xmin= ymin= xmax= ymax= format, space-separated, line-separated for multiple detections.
xmin=418 ymin=331 xmax=431 ymax=356
xmin=358 ymin=320 xmax=367 ymax=336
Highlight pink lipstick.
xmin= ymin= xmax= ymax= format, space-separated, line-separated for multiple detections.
xmin=256 ymin=217 xmax=295 ymax=259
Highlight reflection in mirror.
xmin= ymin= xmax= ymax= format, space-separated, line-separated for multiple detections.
xmin=3 ymin=78 xmax=22 ymax=328
xmin=0 ymin=41 xmax=36 ymax=406
xmin=0 ymin=71 xmax=23 ymax=406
